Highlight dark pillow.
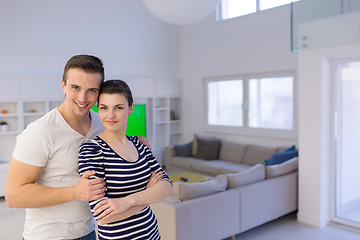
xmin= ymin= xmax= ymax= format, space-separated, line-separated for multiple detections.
xmin=267 ymin=150 xmax=298 ymax=166
xmin=194 ymin=138 xmax=221 ymax=160
xmin=174 ymin=141 xmax=193 ymax=157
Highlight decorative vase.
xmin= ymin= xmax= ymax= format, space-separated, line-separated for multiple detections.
xmin=0 ymin=125 xmax=8 ymax=132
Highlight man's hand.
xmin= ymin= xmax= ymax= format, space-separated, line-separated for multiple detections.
xmin=137 ymin=135 xmax=152 ymax=150
xmin=73 ymin=171 xmax=106 ymax=201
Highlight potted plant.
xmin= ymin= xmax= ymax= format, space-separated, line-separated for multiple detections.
xmin=0 ymin=121 xmax=8 ymax=132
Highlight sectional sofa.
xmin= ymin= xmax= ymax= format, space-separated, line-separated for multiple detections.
xmin=150 ymin=134 xmax=299 ymax=240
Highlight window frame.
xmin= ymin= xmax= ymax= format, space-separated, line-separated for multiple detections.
xmin=217 ymin=0 xmax=299 ymax=21
xmin=203 ymin=71 xmax=297 ymax=139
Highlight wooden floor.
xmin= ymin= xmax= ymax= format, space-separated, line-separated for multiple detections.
xmin=1 ymin=197 xmax=359 ymax=240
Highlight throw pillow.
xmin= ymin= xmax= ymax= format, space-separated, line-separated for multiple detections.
xmin=276 ymin=145 xmax=296 ymax=153
xmin=225 ymin=164 xmax=265 ymax=189
xmin=174 ymin=141 xmax=193 ymax=157
xmin=194 ymin=138 xmax=221 ymax=160
xmin=267 ymin=150 xmax=298 ymax=166
xmin=266 ymin=157 xmax=298 ymax=178
xmin=284 ymin=145 xmax=296 ymax=152
xmin=172 ymin=175 xmax=228 ymax=201
xmin=266 ymin=145 xmax=297 ymax=165
xmin=192 ymin=134 xmax=217 ymax=156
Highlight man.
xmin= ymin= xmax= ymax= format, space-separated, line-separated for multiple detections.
xmin=5 ymin=55 xmax=144 ymax=240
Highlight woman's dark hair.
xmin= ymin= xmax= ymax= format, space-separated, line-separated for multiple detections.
xmin=62 ymin=55 xmax=104 ymax=84
xmin=99 ymin=80 xmax=133 ymax=106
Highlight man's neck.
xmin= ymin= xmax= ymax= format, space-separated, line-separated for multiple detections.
xmin=58 ymin=104 xmax=92 ymax=136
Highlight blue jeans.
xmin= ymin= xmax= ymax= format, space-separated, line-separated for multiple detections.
xmin=23 ymin=230 xmax=96 ymax=240
xmin=72 ymin=230 xmax=97 ymax=240
xmin=74 ymin=230 xmax=96 ymax=240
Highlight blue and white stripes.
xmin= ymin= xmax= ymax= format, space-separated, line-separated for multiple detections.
xmin=78 ymin=136 xmax=169 ymax=240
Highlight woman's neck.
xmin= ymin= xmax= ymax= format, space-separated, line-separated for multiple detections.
xmin=99 ymin=130 xmax=127 ymax=144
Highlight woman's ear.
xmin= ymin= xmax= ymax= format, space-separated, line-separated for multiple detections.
xmin=128 ymin=104 xmax=135 ymax=115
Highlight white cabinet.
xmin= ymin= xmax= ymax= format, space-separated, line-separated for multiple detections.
xmin=169 ymin=97 xmax=182 ymax=146
xmin=0 ymin=99 xmax=62 ymax=196
xmin=22 ymin=100 xmax=47 ymax=128
xmin=0 ymin=101 xmax=19 ymax=135
xmin=0 ymin=99 xmax=62 ymax=159
xmin=151 ymin=97 xmax=182 ymax=166
xmin=152 ymin=97 xmax=182 ymax=147
xmin=0 ymin=162 xmax=9 ymax=196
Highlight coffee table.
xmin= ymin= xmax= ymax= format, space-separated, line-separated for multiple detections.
xmin=168 ymin=172 xmax=211 ymax=183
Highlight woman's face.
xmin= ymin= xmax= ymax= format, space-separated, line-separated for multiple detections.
xmin=98 ymin=93 xmax=134 ymax=133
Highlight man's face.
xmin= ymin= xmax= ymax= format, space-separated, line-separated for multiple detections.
xmin=61 ymin=68 xmax=102 ymax=118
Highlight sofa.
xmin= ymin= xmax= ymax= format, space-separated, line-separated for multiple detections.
xmin=150 ymin=134 xmax=298 ymax=240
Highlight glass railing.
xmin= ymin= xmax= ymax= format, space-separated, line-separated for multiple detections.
xmin=291 ymin=0 xmax=360 ymax=52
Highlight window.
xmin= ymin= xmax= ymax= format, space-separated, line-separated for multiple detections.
xmin=248 ymin=76 xmax=293 ymax=130
xmin=219 ymin=0 xmax=299 ymax=20
xmin=204 ymin=72 xmax=296 ymax=138
xmin=208 ymin=79 xmax=243 ymax=127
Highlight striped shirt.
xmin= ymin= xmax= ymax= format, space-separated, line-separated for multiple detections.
xmin=78 ymin=136 xmax=170 ymax=240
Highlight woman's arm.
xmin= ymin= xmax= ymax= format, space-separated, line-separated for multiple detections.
xmin=94 ymin=137 xmax=173 ymax=224
xmin=94 ymin=171 xmax=171 ymax=224
xmin=96 ymin=170 xmax=163 ymax=225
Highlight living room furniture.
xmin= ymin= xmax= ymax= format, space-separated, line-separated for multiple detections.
xmin=168 ymin=172 xmax=211 ymax=183
xmin=150 ymin=134 xmax=298 ymax=240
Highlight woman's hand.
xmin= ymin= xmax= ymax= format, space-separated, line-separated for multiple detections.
xmin=93 ymin=170 xmax=163 ymax=221
xmin=93 ymin=197 xmax=132 ymax=221
xmin=147 ymin=170 xmax=163 ymax=189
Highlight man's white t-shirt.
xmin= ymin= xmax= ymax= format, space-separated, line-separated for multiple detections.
xmin=12 ymin=108 xmax=103 ymax=240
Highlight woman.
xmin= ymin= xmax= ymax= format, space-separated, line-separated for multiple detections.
xmin=78 ymin=80 xmax=173 ymax=240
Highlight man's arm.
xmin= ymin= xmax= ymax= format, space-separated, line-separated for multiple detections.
xmin=5 ymin=158 xmax=105 ymax=208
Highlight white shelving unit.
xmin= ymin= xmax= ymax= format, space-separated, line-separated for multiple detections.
xmin=151 ymin=96 xmax=182 ymax=166
xmin=0 ymin=99 xmax=62 ymax=196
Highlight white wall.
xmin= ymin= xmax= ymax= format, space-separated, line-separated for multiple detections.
xmin=177 ymin=5 xmax=298 ymax=147
xmin=298 ymin=43 xmax=360 ymax=227
xmin=0 ymin=0 xmax=179 ymax=81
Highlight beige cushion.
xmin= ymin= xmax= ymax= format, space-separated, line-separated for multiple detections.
xmin=242 ymin=144 xmax=277 ymax=165
xmin=266 ymin=157 xmax=298 ymax=178
xmin=276 ymin=146 xmax=288 ymax=152
xmin=169 ymin=156 xmax=197 ymax=170
xmin=219 ymin=140 xmax=247 ymax=164
xmin=218 ymin=164 xmax=252 ymax=175
xmin=226 ymin=164 xmax=265 ymax=189
xmin=172 ymin=175 xmax=227 ymax=201
xmin=192 ymin=134 xmax=217 ymax=156
xmin=163 ymin=196 xmax=181 ymax=204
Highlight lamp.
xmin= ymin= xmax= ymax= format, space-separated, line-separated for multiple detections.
xmin=142 ymin=0 xmax=222 ymax=25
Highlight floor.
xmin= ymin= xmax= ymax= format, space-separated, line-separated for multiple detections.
xmin=1 ymin=197 xmax=359 ymax=240
xmin=226 ymin=212 xmax=360 ymax=240
xmin=0 ymin=197 xmax=25 ymax=240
